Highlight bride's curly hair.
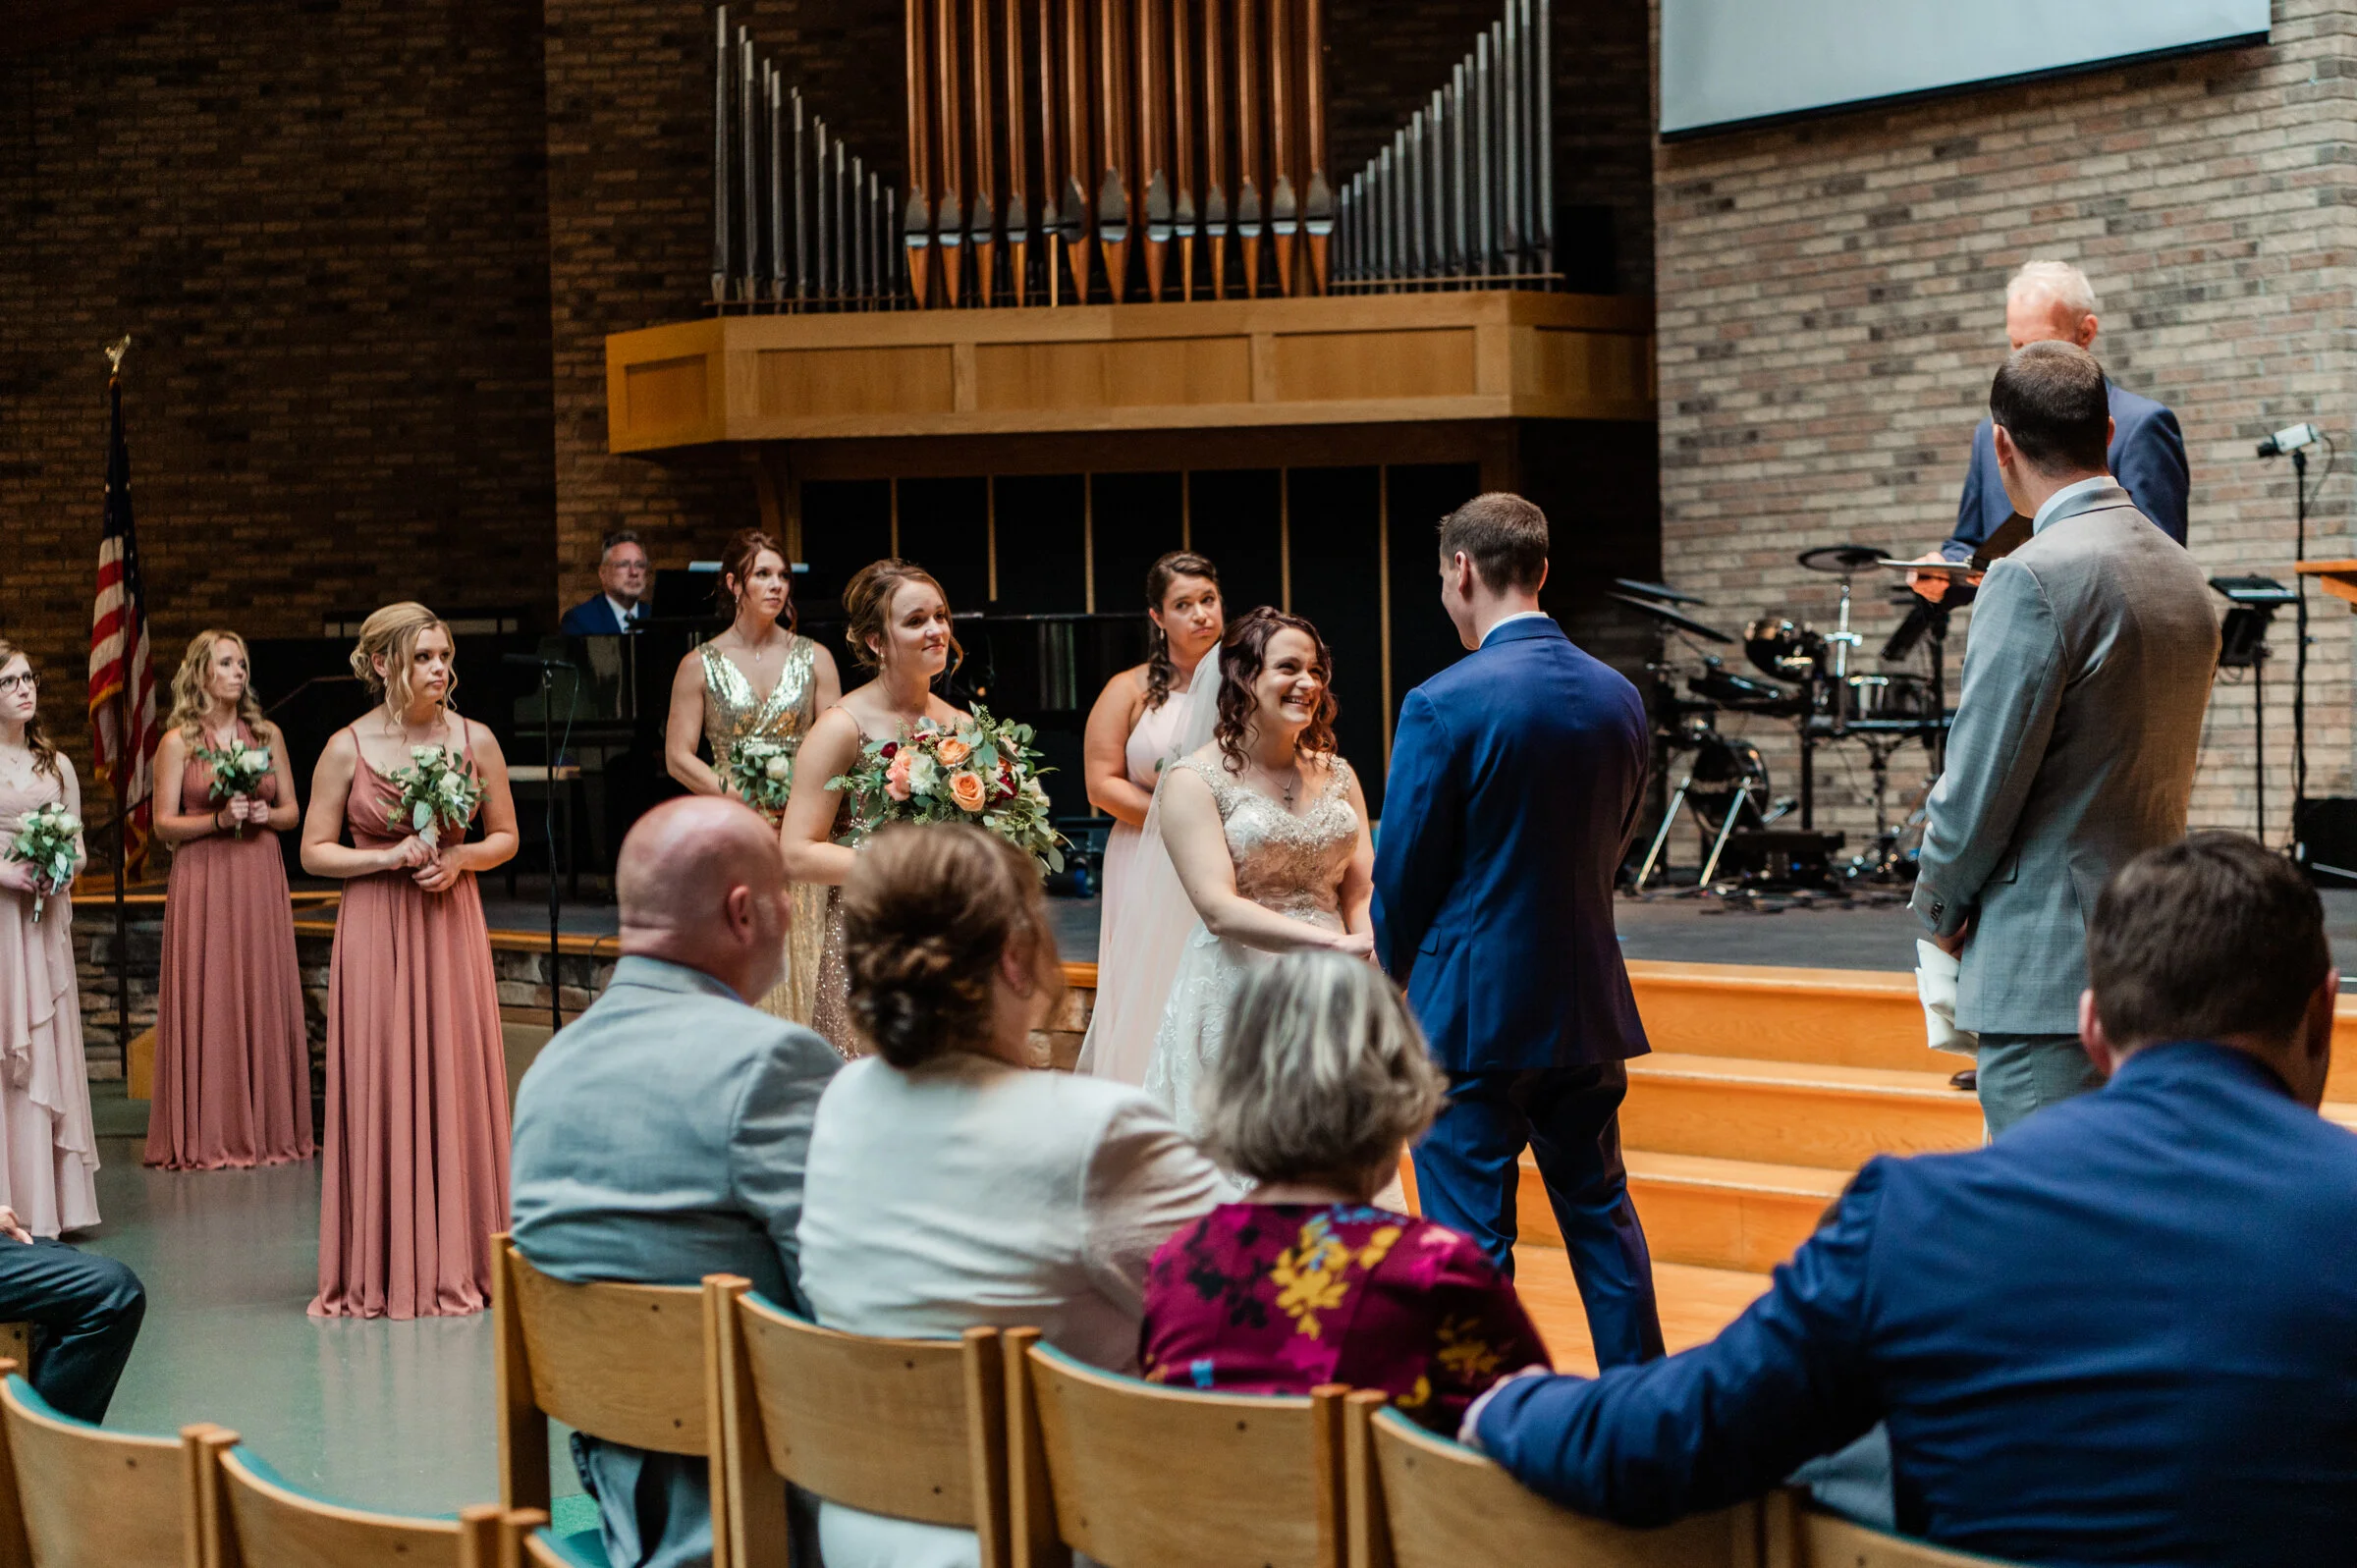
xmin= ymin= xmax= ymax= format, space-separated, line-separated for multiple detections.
xmin=1213 ymin=607 xmax=1338 ymax=776
xmin=843 ymin=823 xmax=1065 ymax=1067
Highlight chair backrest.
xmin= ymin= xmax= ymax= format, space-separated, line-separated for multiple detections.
xmin=0 ymin=1365 xmax=196 ymax=1568
xmin=706 ymin=1275 xmax=1005 ymax=1568
xmin=199 ymin=1433 xmax=501 ymax=1568
xmin=491 ymin=1234 xmax=712 ymax=1516
xmin=1770 ymin=1490 xmax=2025 ymax=1568
xmin=1351 ymin=1394 xmax=1763 ymax=1568
xmin=1011 ymin=1328 xmax=1345 ymax=1568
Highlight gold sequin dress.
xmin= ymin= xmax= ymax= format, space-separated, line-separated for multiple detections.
xmin=698 ymin=638 xmax=828 ymax=1023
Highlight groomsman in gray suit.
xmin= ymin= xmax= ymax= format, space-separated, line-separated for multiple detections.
xmin=511 ymin=795 xmax=841 ymax=1568
xmin=1912 ymin=341 xmax=2218 ymax=1136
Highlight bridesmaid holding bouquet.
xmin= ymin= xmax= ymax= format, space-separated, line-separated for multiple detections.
xmin=0 ymin=643 xmax=97 ymax=1238
xmin=301 ymin=603 xmax=518 ymax=1319
xmin=145 ymin=630 xmax=313 ymax=1171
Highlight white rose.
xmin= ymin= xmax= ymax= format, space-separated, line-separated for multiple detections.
xmin=764 ymin=755 xmax=791 ymax=782
xmin=907 ymin=753 xmax=939 ymax=793
xmin=412 ymin=745 xmax=438 ymax=762
xmin=1022 ymin=777 xmax=1049 ymax=805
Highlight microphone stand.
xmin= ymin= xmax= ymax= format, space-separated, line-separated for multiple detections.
xmin=504 ymin=652 xmax=573 ymax=1034
xmin=2293 ymin=446 xmax=2310 ymax=838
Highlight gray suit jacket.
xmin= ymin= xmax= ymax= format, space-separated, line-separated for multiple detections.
xmin=1911 ymin=483 xmax=2218 ymax=1036
xmin=510 ymin=954 xmax=840 ymax=1568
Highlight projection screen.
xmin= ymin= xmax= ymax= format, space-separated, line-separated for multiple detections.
xmin=1661 ymin=0 xmax=2271 ymax=137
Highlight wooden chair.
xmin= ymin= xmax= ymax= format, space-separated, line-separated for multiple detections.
xmin=190 ymin=1427 xmax=503 ymax=1567
xmin=1765 ymin=1489 xmax=2026 ymax=1568
xmin=704 ymin=1274 xmax=1005 ymax=1568
xmin=1344 ymin=1391 xmax=1764 ymax=1568
xmin=0 ymin=1360 xmax=209 ymax=1568
xmin=490 ymin=1234 xmax=716 ymax=1561
xmin=495 ymin=1508 xmax=608 ymax=1568
xmin=1007 ymin=1326 xmax=1347 ymax=1568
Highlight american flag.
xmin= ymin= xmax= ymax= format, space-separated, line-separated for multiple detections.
xmin=88 ymin=370 xmax=159 ymax=877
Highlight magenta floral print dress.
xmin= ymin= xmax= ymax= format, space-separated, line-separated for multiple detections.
xmin=1139 ymin=1203 xmax=1551 ymax=1432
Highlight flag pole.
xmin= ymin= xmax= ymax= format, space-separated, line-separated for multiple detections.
xmin=104 ymin=354 xmax=134 ymax=1078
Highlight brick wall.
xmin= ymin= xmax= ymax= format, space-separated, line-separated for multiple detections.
xmin=1652 ymin=3 xmax=2357 ymax=846
xmin=0 ymin=0 xmax=560 ymax=766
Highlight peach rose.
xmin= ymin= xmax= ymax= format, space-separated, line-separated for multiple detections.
xmin=948 ymin=769 xmax=988 ymax=813
xmin=936 ymin=736 xmax=972 ymax=767
xmin=885 ymin=749 xmax=915 ymax=803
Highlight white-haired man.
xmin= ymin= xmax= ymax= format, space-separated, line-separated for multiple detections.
xmin=1912 ymin=260 xmax=2188 ymax=603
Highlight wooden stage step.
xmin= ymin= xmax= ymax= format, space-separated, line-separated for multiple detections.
xmin=1515 ymin=1252 xmax=1770 ymax=1379
xmin=1624 ymin=1052 xmax=1981 ymax=1169
xmin=1513 ymin=1151 xmax=1847 ymax=1272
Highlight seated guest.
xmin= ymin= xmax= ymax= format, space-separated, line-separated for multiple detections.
xmin=510 ymin=795 xmax=839 ymax=1568
xmin=1140 ymin=950 xmax=1548 ymax=1431
xmin=0 ymin=1207 xmax=143 ymax=1424
xmin=1466 ymin=833 xmax=2357 ymax=1568
xmin=560 ymin=529 xmax=652 ymax=634
xmin=798 ymin=824 xmax=1221 ymax=1568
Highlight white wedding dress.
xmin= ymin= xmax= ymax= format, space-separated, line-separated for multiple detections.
xmin=1141 ymin=752 xmax=1362 ymax=1138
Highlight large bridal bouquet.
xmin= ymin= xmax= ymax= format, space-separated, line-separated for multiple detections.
xmin=6 ymin=801 xmax=81 ymax=925
xmin=194 ymin=736 xmax=272 ymax=838
xmin=381 ymin=745 xmax=484 ymax=850
xmin=725 ymin=735 xmax=795 ymax=822
xmin=829 ymin=707 xmax=1067 ymax=875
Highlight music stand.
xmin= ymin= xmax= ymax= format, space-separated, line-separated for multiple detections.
xmin=2212 ymin=574 xmax=2295 ymax=839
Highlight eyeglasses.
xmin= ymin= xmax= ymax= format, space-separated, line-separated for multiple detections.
xmin=0 ymin=674 xmax=35 ymax=695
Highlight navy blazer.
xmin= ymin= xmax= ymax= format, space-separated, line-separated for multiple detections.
xmin=1946 ymin=379 xmax=2189 ymax=560
xmin=1371 ymin=617 xmax=1649 ymax=1074
xmin=559 ymin=594 xmax=647 ymax=635
xmin=1475 ymin=1042 xmax=2357 ymax=1567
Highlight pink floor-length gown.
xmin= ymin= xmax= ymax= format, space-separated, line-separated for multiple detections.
xmin=144 ymin=726 xmax=315 ymax=1171
xmin=310 ymin=729 xmax=510 ymax=1319
xmin=0 ymin=771 xmax=99 ymax=1237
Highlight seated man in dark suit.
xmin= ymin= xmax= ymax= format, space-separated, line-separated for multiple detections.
xmin=0 ymin=1209 xmax=143 ymax=1423
xmin=559 ymin=529 xmax=652 ymax=634
xmin=511 ymin=795 xmax=839 ymax=1568
xmin=1466 ymin=832 xmax=2357 ymax=1568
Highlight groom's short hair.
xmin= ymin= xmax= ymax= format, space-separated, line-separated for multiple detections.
xmin=1438 ymin=492 xmax=1549 ymax=592
xmin=1990 ymin=341 xmax=2110 ymax=475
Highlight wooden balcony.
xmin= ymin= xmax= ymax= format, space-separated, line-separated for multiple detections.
xmin=604 ymin=290 xmax=1654 ymax=453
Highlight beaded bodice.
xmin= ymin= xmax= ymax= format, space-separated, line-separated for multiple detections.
xmin=700 ymin=636 xmax=819 ymax=761
xmin=1178 ymin=752 xmax=1357 ymax=923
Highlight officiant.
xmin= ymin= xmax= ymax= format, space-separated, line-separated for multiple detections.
xmin=1909 ymin=260 xmax=2188 ymax=604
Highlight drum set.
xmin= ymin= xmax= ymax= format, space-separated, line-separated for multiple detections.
xmin=1616 ymin=543 xmax=1953 ymax=894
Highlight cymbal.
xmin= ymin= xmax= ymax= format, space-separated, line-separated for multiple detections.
xmin=1797 ymin=543 xmax=1891 ymax=575
xmin=1611 ymin=577 xmax=1708 ymax=607
xmin=1609 ymin=592 xmax=1734 ymax=645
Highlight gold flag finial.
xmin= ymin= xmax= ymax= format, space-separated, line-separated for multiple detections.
xmin=103 ymin=336 xmax=132 ymax=374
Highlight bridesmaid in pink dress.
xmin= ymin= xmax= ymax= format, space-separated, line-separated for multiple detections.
xmin=145 ymin=630 xmax=313 ymax=1170
xmin=300 ymin=604 xmax=519 ymax=1319
xmin=0 ymin=642 xmax=99 ymax=1238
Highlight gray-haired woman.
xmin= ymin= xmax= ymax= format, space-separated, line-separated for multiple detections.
xmin=1137 ymin=950 xmax=1550 ymax=1432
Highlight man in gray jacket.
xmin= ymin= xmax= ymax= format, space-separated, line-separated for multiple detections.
xmin=511 ymin=795 xmax=841 ymax=1568
xmin=1912 ymin=340 xmax=2218 ymax=1136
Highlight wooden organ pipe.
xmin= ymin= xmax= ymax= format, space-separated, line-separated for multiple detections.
xmin=935 ymin=0 xmax=964 ymax=304
xmin=1064 ymin=0 xmax=1092 ymax=301
xmin=1140 ymin=0 xmax=1170 ymax=300
xmin=1173 ymin=0 xmax=1196 ymax=300
xmin=970 ymin=0 xmax=997 ymax=305
xmin=1203 ymin=0 xmax=1228 ymax=297
xmin=1097 ymin=0 xmax=1130 ymax=299
xmin=904 ymin=0 xmax=933 ymax=305
xmin=1303 ymin=0 xmax=1332 ymax=294
xmin=1269 ymin=0 xmax=1295 ymax=295
xmin=1007 ymin=0 xmax=1029 ymax=304
xmin=1233 ymin=0 xmax=1261 ymax=297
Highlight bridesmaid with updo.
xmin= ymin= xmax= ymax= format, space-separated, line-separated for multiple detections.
xmin=145 ymin=630 xmax=312 ymax=1170
xmin=301 ymin=603 xmax=518 ymax=1320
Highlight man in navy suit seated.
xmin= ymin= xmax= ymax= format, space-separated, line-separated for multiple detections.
xmin=1373 ymin=492 xmax=1662 ymax=1368
xmin=1465 ymin=833 xmax=2357 ymax=1567
xmin=559 ymin=529 xmax=652 ymax=634
xmin=1911 ymin=259 xmax=2188 ymax=604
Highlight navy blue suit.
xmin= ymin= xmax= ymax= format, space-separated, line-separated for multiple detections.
xmin=1476 ymin=1042 xmax=2357 ymax=1567
xmin=1373 ymin=616 xmax=1661 ymax=1366
xmin=1946 ymin=379 xmax=2189 ymax=563
xmin=559 ymin=595 xmax=647 ymax=635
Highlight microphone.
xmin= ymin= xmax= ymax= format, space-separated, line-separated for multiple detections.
xmin=2257 ymin=422 xmax=2322 ymax=459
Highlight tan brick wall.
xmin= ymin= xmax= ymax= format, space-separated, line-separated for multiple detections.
xmin=1652 ymin=5 xmax=2357 ymax=849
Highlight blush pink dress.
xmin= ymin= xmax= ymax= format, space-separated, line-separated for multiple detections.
xmin=310 ymin=727 xmax=510 ymax=1320
xmin=144 ymin=724 xmax=314 ymax=1171
xmin=0 ymin=769 xmax=99 ymax=1237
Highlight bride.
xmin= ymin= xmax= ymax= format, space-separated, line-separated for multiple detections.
xmin=1143 ymin=608 xmax=1375 ymax=1137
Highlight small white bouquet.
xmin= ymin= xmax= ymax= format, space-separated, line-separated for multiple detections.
xmin=380 ymin=745 xmax=484 ymax=850
xmin=7 ymin=802 xmax=81 ymax=925
xmin=194 ymin=736 xmax=272 ymax=838
xmin=725 ymin=735 xmax=795 ymax=822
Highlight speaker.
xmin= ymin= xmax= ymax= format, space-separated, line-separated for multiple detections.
xmin=1721 ymin=829 xmax=1847 ymax=891
xmin=2294 ymin=798 xmax=2357 ymax=888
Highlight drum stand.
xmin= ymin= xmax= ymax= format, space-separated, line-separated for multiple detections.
xmin=1631 ymin=754 xmax=1770 ymax=894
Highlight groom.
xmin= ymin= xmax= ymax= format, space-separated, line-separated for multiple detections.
xmin=1373 ymin=492 xmax=1663 ymax=1368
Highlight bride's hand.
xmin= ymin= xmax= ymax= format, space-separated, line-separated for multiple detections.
xmin=1328 ymin=930 xmax=1375 ymax=959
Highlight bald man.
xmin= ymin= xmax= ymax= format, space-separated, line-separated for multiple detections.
xmin=512 ymin=795 xmax=840 ymax=1568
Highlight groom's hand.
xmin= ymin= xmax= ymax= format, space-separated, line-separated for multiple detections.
xmin=1932 ymin=919 xmax=1973 ymax=958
